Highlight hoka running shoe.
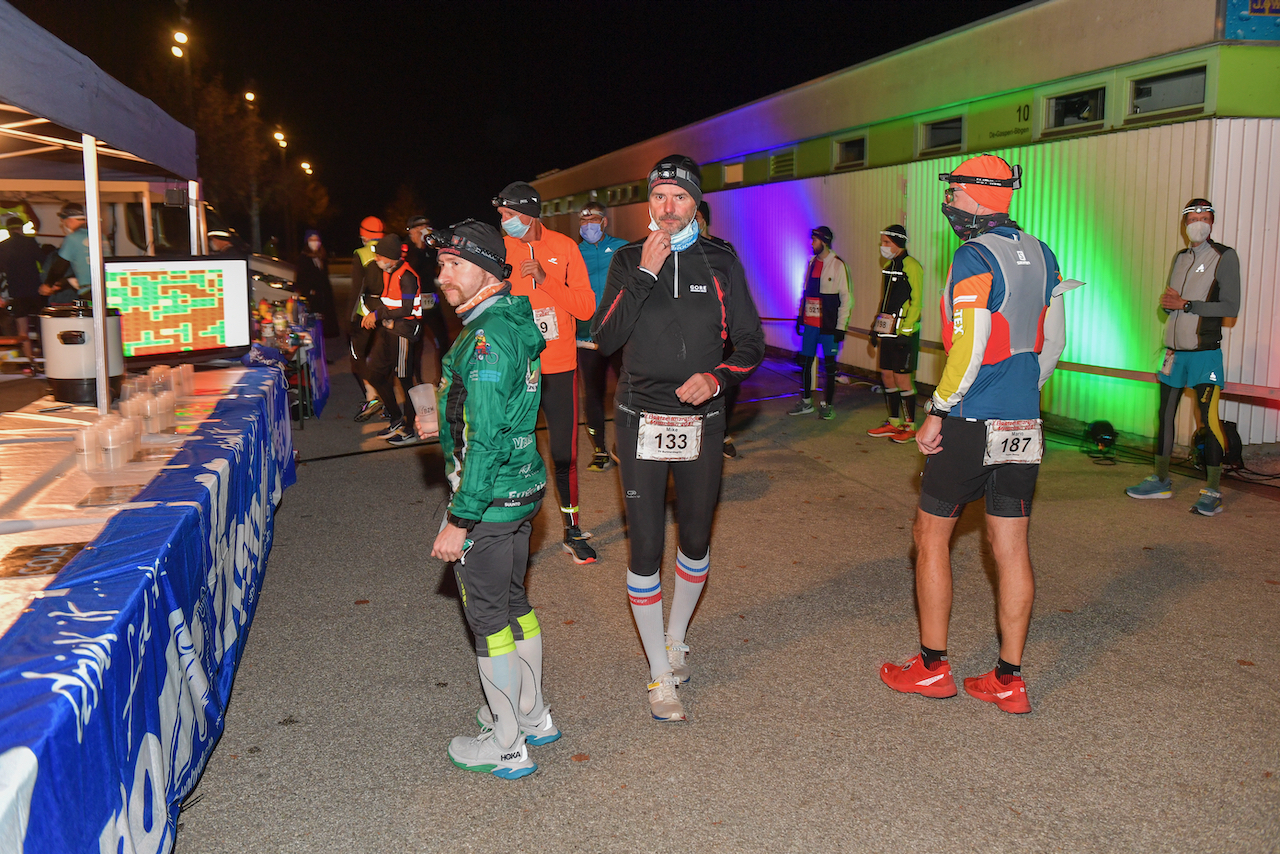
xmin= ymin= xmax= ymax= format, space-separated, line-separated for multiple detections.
xmin=1190 ymin=488 xmax=1223 ymax=516
xmin=1126 ymin=475 xmax=1173 ymax=499
xmin=447 ymin=730 xmax=537 ymax=779
xmin=963 ymin=668 xmax=1031 ymax=714
xmin=476 ymin=704 xmax=562 ymax=746
xmin=879 ymin=653 xmax=957 ymax=699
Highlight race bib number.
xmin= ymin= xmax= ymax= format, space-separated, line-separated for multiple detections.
xmin=533 ymin=306 xmax=559 ymax=341
xmin=804 ymin=297 xmax=822 ymax=319
xmin=983 ymin=419 xmax=1044 ymax=465
xmin=636 ymin=412 xmax=703 ymax=462
xmin=872 ymin=312 xmax=898 ymax=337
xmin=1160 ymin=349 xmax=1175 ymax=376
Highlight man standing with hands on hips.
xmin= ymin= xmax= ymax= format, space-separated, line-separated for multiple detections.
xmin=420 ymin=219 xmax=555 ymax=779
xmin=593 ymin=155 xmax=764 ymax=722
xmin=494 ymin=182 xmax=600 ymax=564
xmin=880 ymin=155 xmax=1082 ymax=715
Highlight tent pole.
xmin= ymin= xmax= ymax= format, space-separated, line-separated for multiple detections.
xmin=142 ymin=190 xmax=154 ymax=255
xmin=187 ymin=180 xmax=200 ymax=254
xmin=82 ymin=133 xmax=110 ymax=416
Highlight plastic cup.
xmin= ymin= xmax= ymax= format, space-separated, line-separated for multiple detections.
xmin=407 ymin=383 xmax=438 ymax=438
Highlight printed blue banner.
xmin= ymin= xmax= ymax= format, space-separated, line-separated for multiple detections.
xmin=1228 ymin=0 xmax=1280 ymax=37
xmin=0 ymin=366 xmax=295 ymax=853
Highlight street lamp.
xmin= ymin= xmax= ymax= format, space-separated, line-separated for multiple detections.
xmin=170 ymin=30 xmax=193 ymax=123
xmin=244 ymin=91 xmax=255 ymax=104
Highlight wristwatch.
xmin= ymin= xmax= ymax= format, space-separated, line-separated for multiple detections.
xmin=925 ymin=399 xmax=950 ymax=420
xmin=447 ymin=512 xmax=479 ymax=532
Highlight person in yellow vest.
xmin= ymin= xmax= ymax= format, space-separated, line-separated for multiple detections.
xmin=866 ymin=225 xmax=924 ymax=443
xmin=351 ymin=216 xmax=385 ymax=421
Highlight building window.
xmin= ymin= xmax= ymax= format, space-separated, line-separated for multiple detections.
xmin=923 ymin=117 xmax=963 ymax=151
xmin=1131 ymin=67 xmax=1206 ymax=115
xmin=723 ymin=162 xmax=744 ymax=186
xmin=1047 ymin=87 xmax=1105 ymax=129
xmin=835 ymin=137 xmax=866 ymax=169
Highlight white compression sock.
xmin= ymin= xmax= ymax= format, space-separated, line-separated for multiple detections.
xmin=667 ymin=549 xmax=709 ymax=644
xmin=514 ymin=634 xmax=543 ymax=717
xmin=627 ymin=569 xmax=669 ymax=681
xmin=476 ymin=651 xmax=522 ymax=748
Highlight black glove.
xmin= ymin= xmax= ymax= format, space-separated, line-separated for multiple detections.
xmin=869 ymin=336 xmax=879 ymax=349
xmin=795 ymin=322 xmax=803 ymax=336
xmin=833 ymin=330 xmax=845 ymax=344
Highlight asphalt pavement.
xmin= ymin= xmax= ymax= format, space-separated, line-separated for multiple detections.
xmin=160 ymin=347 xmax=1278 ymax=854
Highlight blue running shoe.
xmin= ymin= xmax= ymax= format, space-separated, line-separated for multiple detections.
xmin=1126 ymin=475 xmax=1173 ymax=499
xmin=1190 ymin=488 xmax=1223 ymax=516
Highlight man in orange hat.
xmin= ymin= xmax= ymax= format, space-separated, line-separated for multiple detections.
xmin=880 ymin=154 xmax=1083 ymax=715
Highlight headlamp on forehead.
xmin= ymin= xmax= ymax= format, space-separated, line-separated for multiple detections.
xmin=937 ymin=164 xmax=1023 ymax=189
xmin=579 ymin=208 xmax=605 ymax=218
xmin=648 ymin=164 xmax=697 ymax=187
xmin=492 ymin=195 xmax=537 ymax=210
xmin=429 ymin=219 xmax=513 ymax=279
xmin=1182 ymin=204 xmax=1215 ymax=216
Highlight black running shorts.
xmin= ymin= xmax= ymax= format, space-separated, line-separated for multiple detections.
xmin=919 ymin=417 xmax=1038 ymax=518
xmin=878 ymin=332 xmax=919 ymax=374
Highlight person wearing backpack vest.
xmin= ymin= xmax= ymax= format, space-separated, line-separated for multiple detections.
xmin=880 ymin=154 xmax=1083 ymax=716
xmin=351 ymin=216 xmax=385 ymax=421
xmin=1125 ymin=199 xmax=1241 ymax=517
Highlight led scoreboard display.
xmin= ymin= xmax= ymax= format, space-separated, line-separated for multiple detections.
xmin=104 ymin=257 xmax=252 ymax=363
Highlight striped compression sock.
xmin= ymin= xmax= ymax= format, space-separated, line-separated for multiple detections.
xmin=667 ymin=549 xmax=709 ymax=644
xmin=627 ymin=570 xmax=668 ymax=681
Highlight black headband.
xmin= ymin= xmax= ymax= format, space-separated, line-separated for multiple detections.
xmin=937 ymin=164 xmax=1023 ymax=189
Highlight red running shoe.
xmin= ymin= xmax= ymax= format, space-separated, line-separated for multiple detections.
xmin=867 ymin=420 xmax=900 ymax=438
xmin=880 ymin=653 xmax=957 ymax=698
xmin=963 ymin=669 xmax=1032 ymax=714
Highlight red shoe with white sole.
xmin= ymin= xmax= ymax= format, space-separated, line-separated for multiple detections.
xmin=963 ymin=668 xmax=1032 ymax=714
xmin=880 ymin=653 xmax=957 ymax=699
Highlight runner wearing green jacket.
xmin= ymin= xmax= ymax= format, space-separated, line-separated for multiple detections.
xmin=420 ymin=219 xmax=556 ymax=780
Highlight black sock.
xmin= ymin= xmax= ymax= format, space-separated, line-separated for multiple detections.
xmin=921 ymin=645 xmax=947 ymax=669
xmin=901 ymin=390 xmax=916 ymax=424
xmin=886 ymin=387 xmax=901 ymax=420
xmin=996 ymin=657 xmax=1021 ymax=681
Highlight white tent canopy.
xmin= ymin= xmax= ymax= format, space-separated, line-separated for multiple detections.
xmin=0 ymin=1 xmax=196 ymax=181
xmin=0 ymin=0 xmax=199 ymax=413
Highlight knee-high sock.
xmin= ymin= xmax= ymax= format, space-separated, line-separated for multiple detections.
xmin=628 ymin=569 xmax=668 ymax=681
xmin=667 ymin=549 xmax=709 ymax=644
xmin=800 ymin=355 xmax=816 ymax=399
xmin=477 ymin=649 xmax=522 ymax=749
xmin=885 ymin=386 xmax=902 ymax=422
xmin=900 ymin=387 xmax=916 ymax=424
xmin=513 ymin=621 xmax=543 ymax=717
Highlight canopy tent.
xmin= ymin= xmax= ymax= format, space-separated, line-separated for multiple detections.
xmin=0 ymin=0 xmax=199 ymax=412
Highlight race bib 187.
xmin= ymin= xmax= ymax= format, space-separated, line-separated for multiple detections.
xmin=983 ymin=418 xmax=1043 ymax=465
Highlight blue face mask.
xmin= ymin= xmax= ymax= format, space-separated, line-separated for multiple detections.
xmin=501 ymin=215 xmax=530 ymax=239
xmin=670 ymin=217 xmax=699 ymax=252
xmin=580 ymin=222 xmax=603 ymax=244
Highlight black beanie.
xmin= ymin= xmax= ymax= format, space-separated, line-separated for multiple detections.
xmin=432 ymin=219 xmax=510 ymax=281
xmin=374 ymin=233 xmax=405 ymax=260
xmin=492 ymin=182 xmax=542 ymax=218
xmin=881 ymin=224 xmax=908 ymax=248
xmin=811 ymin=225 xmax=833 ymax=246
xmin=648 ymin=155 xmax=702 ymax=205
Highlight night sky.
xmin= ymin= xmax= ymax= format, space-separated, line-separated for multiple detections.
xmin=13 ymin=0 xmax=1023 ymax=246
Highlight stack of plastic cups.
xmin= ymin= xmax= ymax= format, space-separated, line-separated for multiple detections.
xmin=97 ymin=415 xmax=133 ymax=470
xmin=75 ymin=420 xmax=102 ymax=471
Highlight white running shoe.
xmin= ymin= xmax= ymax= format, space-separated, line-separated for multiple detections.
xmin=647 ymin=673 xmax=686 ymax=722
xmin=666 ymin=636 xmax=691 ymax=685
xmin=475 ymin=704 xmax=562 ymax=746
xmin=447 ymin=729 xmax=537 ymax=779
